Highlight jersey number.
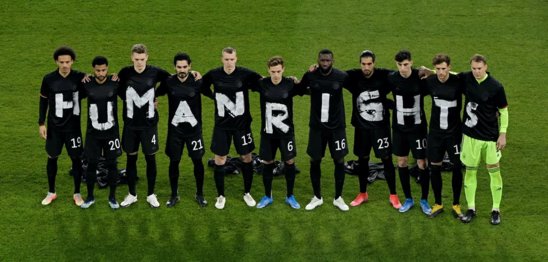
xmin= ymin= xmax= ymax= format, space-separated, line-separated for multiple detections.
xmin=415 ymin=139 xmax=427 ymax=150
xmin=377 ymin=137 xmax=389 ymax=149
xmin=241 ymin=133 xmax=253 ymax=146
xmin=70 ymin=137 xmax=82 ymax=149
xmin=334 ymin=138 xmax=346 ymax=151
xmin=191 ymin=139 xmax=204 ymax=151
xmin=108 ymin=139 xmax=121 ymax=150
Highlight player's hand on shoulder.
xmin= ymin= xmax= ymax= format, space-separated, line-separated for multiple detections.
xmin=192 ymin=71 xmax=202 ymax=80
xmin=39 ymin=125 xmax=47 ymax=139
xmin=81 ymin=74 xmax=92 ymax=83
xmin=308 ymin=64 xmax=318 ymax=72
xmin=418 ymin=66 xmax=433 ymax=79
xmin=111 ymin=73 xmax=119 ymax=81
xmin=288 ymin=76 xmax=300 ymax=84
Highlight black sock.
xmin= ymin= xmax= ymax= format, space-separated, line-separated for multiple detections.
xmin=285 ymin=163 xmax=296 ymax=197
xmin=106 ymin=160 xmax=117 ymax=200
xmin=192 ymin=158 xmax=204 ymax=196
xmin=358 ymin=158 xmax=369 ymax=193
xmin=242 ymin=162 xmax=253 ymax=193
xmin=214 ymin=164 xmax=225 ymax=196
xmin=71 ymin=157 xmax=82 ymax=194
xmin=334 ymin=159 xmax=345 ymax=199
xmin=382 ymin=157 xmax=397 ymax=194
xmin=126 ymin=154 xmax=138 ymax=196
xmin=145 ymin=154 xmax=157 ymax=196
xmin=452 ymin=161 xmax=463 ymax=205
xmin=86 ymin=162 xmax=98 ymax=200
xmin=419 ymin=167 xmax=429 ymax=200
xmin=262 ymin=163 xmax=274 ymax=197
xmin=46 ymin=157 xmax=58 ymax=193
xmin=169 ymin=159 xmax=180 ymax=197
xmin=398 ymin=166 xmax=412 ymax=199
xmin=430 ymin=164 xmax=442 ymax=205
xmin=310 ymin=160 xmax=322 ymax=198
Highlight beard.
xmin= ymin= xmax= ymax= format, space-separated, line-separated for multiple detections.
xmin=177 ymin=72 xmax=188 ymax=79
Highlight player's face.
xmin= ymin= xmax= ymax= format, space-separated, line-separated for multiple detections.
xmin=175 ymin=60 xmax=191 ymax=80
xmin=471 ymin=61 xmax=488 ymax=80
xmin=318 ymin=54 xmax=333 ymax=72
xmin=222 ymin=52 xmax=237 ymax=72
xmin=93 ymin=64 xmax=108 ymax=82
xmin=268 ymin=64 xmax=284 ymax=84
xmin=360 ymin=57 xmax=375 ymax=77
xmin=434 ymin=62 xmax=451 ymax=83
xmin=132 ymin=52 xmax=148 ymax=72
xmin=396 ymin=59 xmax=413 ymax=77
xmin=56 ymin=55 xmax=73 ymax=75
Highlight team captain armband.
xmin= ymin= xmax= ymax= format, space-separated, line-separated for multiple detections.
xmin=499 ymin=107 xmax=508 ymax=133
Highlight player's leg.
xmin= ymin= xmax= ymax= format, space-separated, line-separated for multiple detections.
xmin=280 ymin=136 xmax=299 ymax=209
xmin=81 ymin=135 xmax=100 ymax=208
xmin=257 ymin=135 xmax=275 ymax=208
xmin=305 ymin=129 xmax=326 ymax=210
xmin=42 ymin=127 xmax=62 ymax=205
xmin=186 ymin=134 xmax=206 ymax=207
xmin=65 ymin=130 xmax=84 ymax=206
xmin=328 ymin=128 xmax=349 ymax=211
xmin=234 ymin=127 xmax=256 ymax=207
xmin=121 ymin=126 xmax=139 ymax=207
xmin=486 ymin=141 xmax=503 ymax=225
xmin=427 ymin=132 xmax=445 ymax=217
xmin=373 ymin=126 xmax=400 ymax=208
xmin=459 ymin=135 xmax=482 ymax=223
xmin=165 ymin=130 xmax=183 ymax=207
xmin=350 ymin=128 xmax=370 ymax=207
xmin=105 ymin=159 xmax=119 ymax=209
xmin=210 ymin=127 xmax=230 ymax=209
xmin=410 ymin=129 xmax=430 ymax=215
xmin=141 ymin=126 xmax=160 ymax=208
xmin=449 ymin=133 xmax=463 ymax=218
xmin=393 ymin=129 xmax=415 ymax=212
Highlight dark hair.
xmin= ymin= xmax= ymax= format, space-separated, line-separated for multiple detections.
xmin=318 ymin=49 xmax=334 ymax=58
xmin=432 ymin=53 xmax=450 ymax=66
xmin=92 ymin=56 xmax=108 ymax=67
xmin=360 ymin=50 xmax=376 ymax=62
xmin=267 ymin=56 xmax=284 ymax=68
xmin=173 ymin=52 xmax=192 ymax=65
xmin=469 ymin=54 xmax=487 ymax=64
xmin=53 ymin=46 xmax=76 ymax=61
xmin=395 ymin=50 xmax=411 ymax=62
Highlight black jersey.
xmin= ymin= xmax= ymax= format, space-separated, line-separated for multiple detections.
xmin=39 ymin=69 xmax=86 ymax=131
xmin=258 ymin=77 xmax=299 ymax=138
xmin=461 ymin=72 xmax=508 ymax=142
xmin=345 ymin=68 xmax=392 ymax=129
xmin=81 ymin=76 xmax=119 ymax=138
xmin=387 ymin=69 xmax=428 ymax=133
xmin=201 ymin=66 xmax=262 ymax=130
xmin=298 ymin=68 xmax=348 ymax=130
xmin=118 ymin=65 xmax=170 ymax=130
xmin=426 ymin=73 xmax=464 ymax=134
xmin=156 ymin=74 xmax=203 ymax=137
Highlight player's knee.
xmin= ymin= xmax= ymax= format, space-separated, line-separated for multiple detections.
xmin=397 ymin=157 xmax=408 ymax=167
xmin=333 ymin=158 xmax=344 ymax=164
xmin=486 ymin=163 xmax=499 ymax=169
xmin=240 ymin=153 xmax=252 ymax=163
xmin=127 ymin=151 xmax=138 ymax=156
xmin=417 ymin=159 xmax=427 ymax=169
xmin=285 ymin=159 xmax=295 ymax=165
xmin=263 ymin=160 xmax=274 ymax=165
xmin=215 ymin=155 xmax=227 ymax=165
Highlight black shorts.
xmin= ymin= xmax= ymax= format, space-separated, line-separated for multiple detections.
xmin=392 ymin=128 xmax=427 ymax=159
xmin=307 ymin=127 xmax=348 ymax=161
xmin=210 ymin=126 xmax=255 ymax=156
xmin=353 ymin=127 xmax=392 ymax=159
xmin=85 ymin=135 xmax=122 ymax=162
xmin=427 ymin=131 xmax=462 ymax=163
xmin=45 ymin=128 xmax=83 ymax=158
xmin=122 ymin=125 xmax=159 ymax=155
xmin=165 ymin=129 xmax=205 ymax=160
xmin=260 ymin=134 xmax=297 ymax=162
